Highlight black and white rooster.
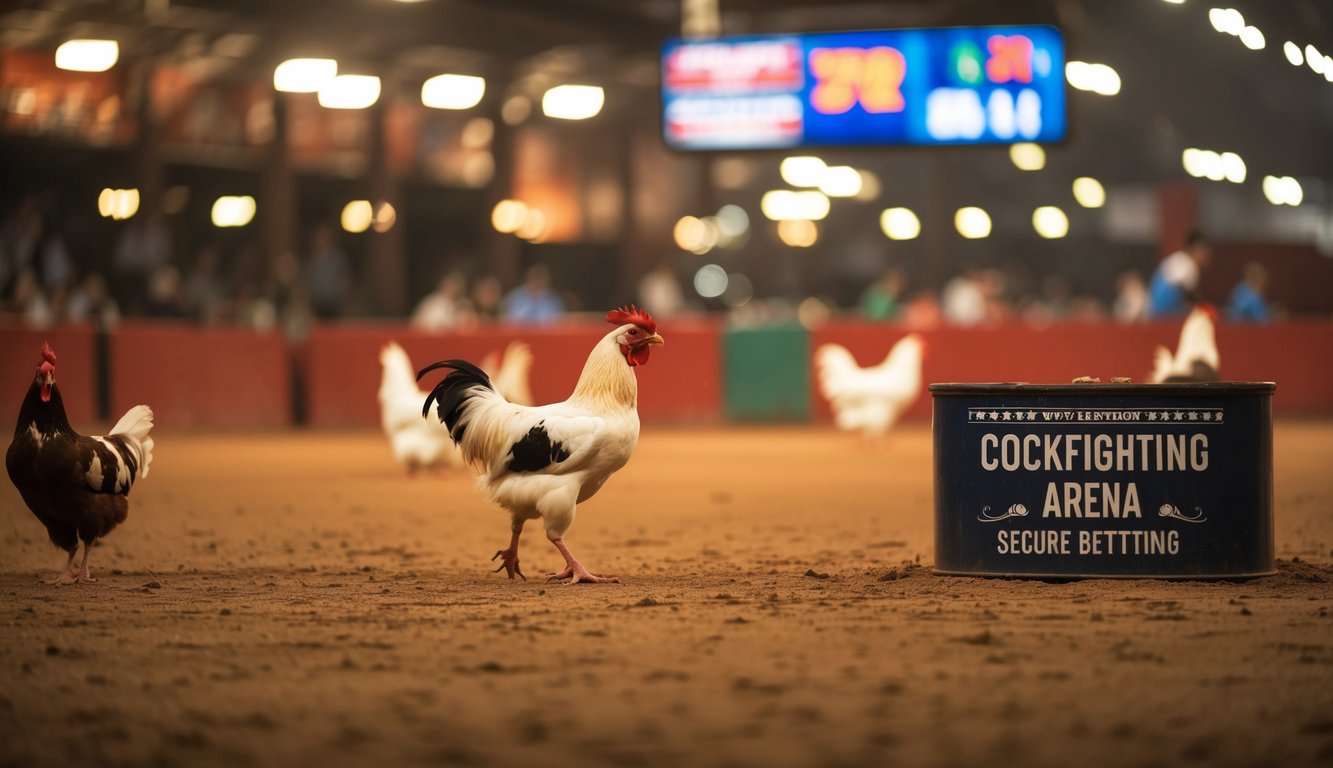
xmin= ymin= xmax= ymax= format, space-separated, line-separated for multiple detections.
xmin=6 ymin=344 xmax=155 ymax=584
xmin=418 ymin=307 xmax=663 ymax=584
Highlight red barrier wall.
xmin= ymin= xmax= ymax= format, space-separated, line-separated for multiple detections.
xmin=0 ymin=324 xmax=97 ymax=427
xmin=305 ymin=319 xmax=722 ymax=428
xmin=810 ymin=321 xmax=1333 ymax=422
xmin=108 ymin=322 xmax=291 ymax=429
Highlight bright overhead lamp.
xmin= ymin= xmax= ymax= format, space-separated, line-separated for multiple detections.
xmin=274 ymin=58 xmax=337 ymax=93
xmin=879 ymin=208 xmax=921 ymax=240
xmin=761 ymin=190 xmax=830 ymax=221
xmin=1032 ymin=206 xmax=1069 ymax=239
xmin=422 ymin=74 xmax=486 ymax=110
xmin=1239 ymin=26 xmax=1265 ymax=50
xmin=779 ymin=156 xmax=827 ymax=187
xmin=341 ymin=201 xmax=373 ymax=234
xmin=491 ymin=200 xmax=527 ymax=234
xmin=541 ymin=85 xmax=604 ymax=120
xmin=1283 ymin=42 xmax=1304 ymax=66
xmin=1262 ymin=176 xmax=1303 ymax=206
xmin=954 ymin=207 xmax=992 ymax=239
xmin=211 ymin=196 xmax=256 ymax=228
xmin=318 ymin=75 xmax=381 ymax=109
xmin=55 ymin=40 xmax=119 ymax=72
xmin=1072 ymin=177 xmax=1106 ymax=208
xmin=1009 ymin=142 xmax=1046 ymax=171
xmin=97 ymin=188 xmax=139 ymax=221
xmin=818 ymin=166 xmax=863 ymax=197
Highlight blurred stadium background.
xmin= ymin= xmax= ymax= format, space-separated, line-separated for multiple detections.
xmin=0 ymin=0 xmax=1331 ymax=424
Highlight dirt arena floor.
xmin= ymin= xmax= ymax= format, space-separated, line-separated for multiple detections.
xmin=1 ymin=422 xmax=1331 ymax=768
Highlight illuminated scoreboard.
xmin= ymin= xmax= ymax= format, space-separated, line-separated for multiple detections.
xmin=661 ymin=26 xmax=1066 ymax=150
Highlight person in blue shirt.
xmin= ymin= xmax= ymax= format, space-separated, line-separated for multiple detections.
xmin=502 ymin=264 xmax=564 ymax=325
xmin=1227 ymin=261 xmax=1271 ymax=323
xmin=1147 ymin=230 xmax=1210 ymax=318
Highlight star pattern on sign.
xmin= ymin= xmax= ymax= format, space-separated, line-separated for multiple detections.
xmin=1173 ymin=411 xmax=1185 ymax=420
xmin=989 ymin=411 xmax=1000 ymax=420
xmin=1200 ymin=412 xmax=1212 ymax=421
xmin=975 ymin=410 xmax=987 ymax=420
xmin=1013 ymin=411 xmax=1025 ymax=421
xmin=1187 ymin=411 xmax=1199 ymax=421
xmin=1026 ymin=411 xmax=1037 ymax=421
xmin=1216 ymin=411 xmax=1223 ymax=422
xmin=1002 ymin=411 xmax=1012 ymax=421
xmin=1147 ymin=412 xmax=1158 ymax=421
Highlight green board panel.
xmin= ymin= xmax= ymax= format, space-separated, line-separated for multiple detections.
xmin=723 ymin=325 xmax=810 ymax=422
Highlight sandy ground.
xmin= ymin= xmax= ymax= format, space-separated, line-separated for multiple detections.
xmin=1 ymin=423 xmax=1331 ymax=768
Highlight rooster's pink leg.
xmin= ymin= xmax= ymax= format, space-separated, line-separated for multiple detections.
xmin=42 ymin=549 xmax=79 ymax=586
xmin=492 ymin=522 xmax=526 ymax=580
xmin=547 ymin=537 xmax=620 ymax=585
xmin=73 ymin=542 xmax=96 ymax=584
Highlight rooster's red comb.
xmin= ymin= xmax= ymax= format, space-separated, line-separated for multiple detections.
xmin=606 ymin=305 xmax=656 ymax=333
xmin=40 ymin=343 xmax=56 ymax=366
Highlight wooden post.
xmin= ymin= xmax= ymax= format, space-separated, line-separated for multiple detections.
xmin=367 ymin=98 xmax=406 ymax=314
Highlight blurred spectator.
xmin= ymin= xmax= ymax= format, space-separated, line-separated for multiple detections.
xmin=236 ymin=285 xmax=278 ymax=332
xmin=7 ymin=269 xmax=54 ymax=328
xmin=281 ymin=283 xmax=315 ymax=342
xmin=185 ymin=245 xmax=226 ymax=324
xmin=1147 ymin=230 xmax=1209 ymax=318
xmin=1024 ymin=275 xmax=1074 ymax=325
xmin=1113 ymin=271 xmax=1149 ymax=323
xmin=66 ymin=273 xmax=120 ymax=330
xmin=978 ymin=267 xmax=1012 ymax=323
xmin=471 ymin=274 xmax=503 ymax=323
xmin=858 ymin=267 xmax=904 ymax=321
xmin=901 ymin=290 xmax=943 ymax=330
xmin=638 ymin=260 xmax=685 ymax=318
xmin=1227 ymin=262 xmax=1272 ymax=323
xmin=942 ymin=266 xmax=985 ymax=326
xmin=33 ymin=216 xmax=72 ymax=293
xmin=144 ymin=265 xmax=188 ymax=318
xmin=304 ymin=224 xmax=352 ymax=319
xmin=113 ymin=212 xmax=172 ymax=314
xmin=0 ymin=197 xmax=40 ymax=293
xmin=411 ymin=271 xmax=476 ymax=331
xmin=503 ymin=264 xmax=563 ymax=325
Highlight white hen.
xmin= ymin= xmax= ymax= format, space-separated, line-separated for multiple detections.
xmin=1150 ymin=305 xmax=1220 ymax=383
xmin=816 ymin=334 xmax=925 ymax=438
xmin=379 ymin=340 xmax=534 ymax=474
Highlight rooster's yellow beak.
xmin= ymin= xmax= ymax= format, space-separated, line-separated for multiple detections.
xmin=646 ymin=334 xmax=664 ymax=347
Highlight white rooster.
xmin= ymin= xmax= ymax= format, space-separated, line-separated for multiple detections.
xmin=418 ymin=306 xmax=663 ymax=584
xmin=379 ymin=340 xmax=534 ymax=474
xmin=815 ymin=333 xmax=925 ymax=440
xmin=1150 ymin=305 xmax=1220 ymax=383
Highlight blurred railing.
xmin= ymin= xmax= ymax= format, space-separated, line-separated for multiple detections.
xmin=1 ymin=319 xmax=1329 ymax=430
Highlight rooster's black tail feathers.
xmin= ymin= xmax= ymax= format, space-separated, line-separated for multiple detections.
xmin=417 ymin=359 xmax=494 ymax=444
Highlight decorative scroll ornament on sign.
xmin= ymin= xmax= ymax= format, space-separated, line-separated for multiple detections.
xmin=1158 ymin=504 xmax=1207 ymax=523
xmin=978 ymin=503 xmax=1029 ymax=522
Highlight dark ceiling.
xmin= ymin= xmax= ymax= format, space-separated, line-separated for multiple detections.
xmin=3 ymin=0 xmax=1332 ymax=185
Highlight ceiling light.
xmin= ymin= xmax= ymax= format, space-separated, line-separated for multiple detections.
xmin=318 ymin=75 xmax=380 ymax=109
xmin=421 ymin=74 xmax=485 ymax=110
xmin=55 ymin=40 xmax=118 ymax=72
xmin=541 ymin=85 xmax=604 ymax=120
xmin=274 ymin=58 xmax=337 ymax=93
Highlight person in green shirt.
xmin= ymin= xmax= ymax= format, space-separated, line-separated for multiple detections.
xmin=859 ymin=267 xmax=905 ymax=321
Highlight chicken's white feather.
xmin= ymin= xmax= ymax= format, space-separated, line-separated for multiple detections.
xmin=105 ymin=404 xmax=154 ymax=480
xmin=816 ymin=334 xmax=924 ymax=438
xmin=380 ymin=342 xmax=463 ymax=471
xmin=1149 ymin=307 xmax=1220 ymax=383
xmin=381 ymin=341 xmax=538 ymax=473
